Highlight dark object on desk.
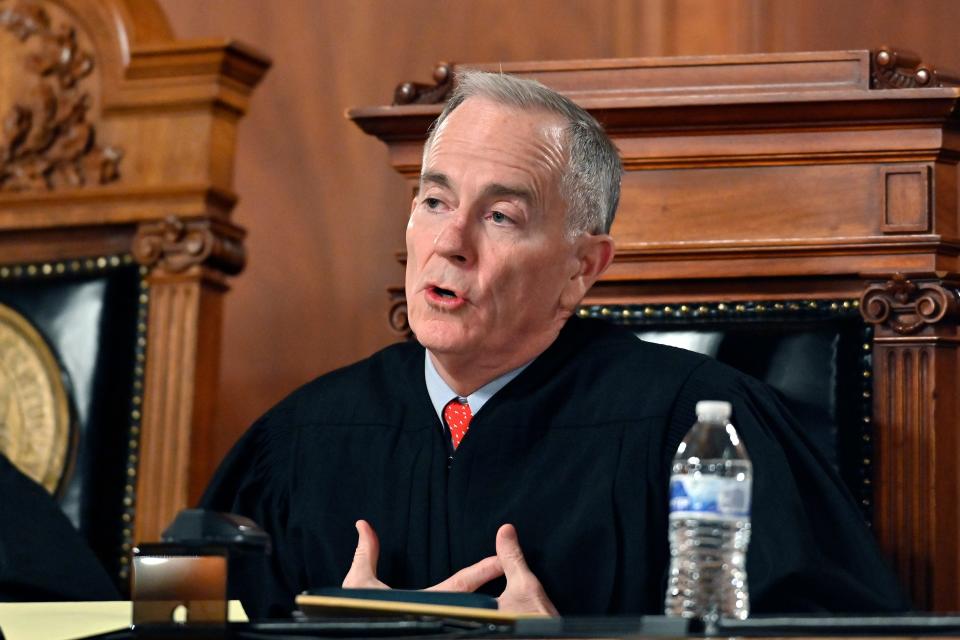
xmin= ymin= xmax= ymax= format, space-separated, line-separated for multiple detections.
xmin=717 ymin=614 xmax=960 ymax=636
xmin=297 ymin=587 xmax=509 ymax=623
xmin=306 ymin=587 xmax=498 ymax=609
xmin=513 ymin=615 xmax=691 ymax=637
xmin=0 ymin=452 xmax=120 ymax=601
xmin=163 ymin=510 xmax=272 ymax=554
xmin=132 ymin=510 xmax=271 ymax=626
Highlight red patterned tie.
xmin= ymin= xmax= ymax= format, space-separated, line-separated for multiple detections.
xmin=443 ymin=398 xmax=473 ymax=449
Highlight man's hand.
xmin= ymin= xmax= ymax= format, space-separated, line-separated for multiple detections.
xmin=494 ymin=524 xmax=559 ymax=616
xmin=342 ymin=520 xmax=558 ymax=616
xmin=341 ymin=519 xmax=389 ymax=588
xmin=342 ymin=520 xmax=503 ymax=591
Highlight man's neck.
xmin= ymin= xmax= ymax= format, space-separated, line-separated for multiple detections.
xmin=427 ymin=330 xmax=560 ymax=396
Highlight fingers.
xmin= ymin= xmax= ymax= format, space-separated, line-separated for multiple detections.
xmin=342 ymin=519 xmax=388 ymax=589
xmin=495 ymin=524 xmax=559 ymax=617
xmin=495 ymin=523 xmax=530 ymax=577
xmin=427 ymin=555 xmax=503 ymax=592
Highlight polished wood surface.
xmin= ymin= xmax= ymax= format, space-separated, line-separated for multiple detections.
xmin=350 ymin=50 xmax=960 ymax=613
xmin=0 ymin=0 xmax=268 ymax=575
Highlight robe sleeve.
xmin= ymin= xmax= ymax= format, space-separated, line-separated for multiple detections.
xmin=0 ymin=453 xmax=119 ymax=601
xmin=667 ymin=359 xmax=911 ymax=613
xmin=199 ymin=409 xmax=300 ymax=619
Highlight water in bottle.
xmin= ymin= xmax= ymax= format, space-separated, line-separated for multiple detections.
xmin=664 ymin=400 xmax=752 ymax=626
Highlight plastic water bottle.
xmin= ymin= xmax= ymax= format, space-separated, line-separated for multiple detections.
xmin=664 ymin=400 xmax=752 ymax=626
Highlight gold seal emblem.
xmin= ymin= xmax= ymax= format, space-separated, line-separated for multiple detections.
xmin=0 ymin=302 xmax=72 ymax=494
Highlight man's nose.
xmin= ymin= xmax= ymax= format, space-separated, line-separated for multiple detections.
xmin=433 ymin=211 xmax=475 ymax=264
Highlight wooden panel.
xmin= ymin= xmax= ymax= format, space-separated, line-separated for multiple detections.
xmin=618 ymin=164 xmax=883 ymax=245
xmin=881 ymin=166 xmax=930 ymax=233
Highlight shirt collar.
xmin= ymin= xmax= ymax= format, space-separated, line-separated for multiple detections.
xmin=423 ymin=351 xmax=530 ymax=424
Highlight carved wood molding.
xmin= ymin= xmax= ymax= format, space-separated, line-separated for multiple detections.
xmin=132 ymin=216 xmax=245 ymax=275
xmin=393 ymin=62 xmax=454 ymax=105
xmin=860 ymin=273 xmax=960 ymax=335
xmin=870 ymin=46 xmax=960 ymax=89
xmin=387 ymin=286 xmax=411 ymax=338
xmin=0 ymin=1 xmax=122 ymax=191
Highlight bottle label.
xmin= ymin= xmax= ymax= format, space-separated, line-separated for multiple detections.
xmin=669 ymin=475 xmax=751 ymax=519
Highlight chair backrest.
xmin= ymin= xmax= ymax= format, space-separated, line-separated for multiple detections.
xmin=579 ymin=300 xmax=873 ymax=523
xmin=0 ymin=258 xmax=143 ymax=585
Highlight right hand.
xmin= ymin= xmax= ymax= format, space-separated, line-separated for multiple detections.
xmin=342 ymin=519 xmax=504 ymax=591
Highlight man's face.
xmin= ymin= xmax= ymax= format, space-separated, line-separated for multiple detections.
xmin=405 ymin=97 xmax=588 ymax=376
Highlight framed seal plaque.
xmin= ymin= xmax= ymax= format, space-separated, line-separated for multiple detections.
xmin=0 ymin=302 xmax=72 ymax=495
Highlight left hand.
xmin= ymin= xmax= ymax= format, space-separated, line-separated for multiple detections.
xmin=494 ymin=523 xmax=559 ymax=616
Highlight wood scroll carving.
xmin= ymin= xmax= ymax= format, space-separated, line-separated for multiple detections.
xmin=387 ymin=286 xmax=411 ymax=337
xmin=0 ymin=1 xmax=122 ymax=191
xmin=394 ymin=62 xmax=454 ymax=105
xmin=132 ymin=216 xmax=245 ymax=275
xmin=860 ymin=274 xmax=960 ymax=335
xmin=871 ymin=46 xmax=960 ymax=89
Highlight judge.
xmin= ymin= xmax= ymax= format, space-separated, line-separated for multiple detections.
xmin=201 ymin=70 xmax=908 ymax=619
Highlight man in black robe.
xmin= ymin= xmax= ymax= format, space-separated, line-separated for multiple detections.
xmin=201 ymin=70 xmax=908 ymax=619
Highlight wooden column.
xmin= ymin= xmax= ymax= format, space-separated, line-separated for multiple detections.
xmin=132 ymin=216 xmax=244 ymax=543
xmin=861 ymin=273 xmax=960 ymax=611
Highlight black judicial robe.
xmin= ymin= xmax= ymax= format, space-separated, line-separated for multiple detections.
xmin=201 ymin=317 xmax=909 ymax=619
xmin=0 ymin=453 xmax=119 ymax=601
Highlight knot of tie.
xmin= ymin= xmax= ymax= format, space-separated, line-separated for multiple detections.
xmin=443 ymin=398 xmax=473 ymax=449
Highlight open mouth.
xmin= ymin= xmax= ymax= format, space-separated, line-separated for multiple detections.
xmin=432 ymin=286 xmax=457 ymax=298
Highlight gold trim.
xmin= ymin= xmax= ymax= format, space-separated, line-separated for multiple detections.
xmin=0 ymin=302 xmax=71 ymax=494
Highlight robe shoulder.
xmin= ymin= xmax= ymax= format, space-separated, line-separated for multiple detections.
xmin=201 ymin=338 xmax=426 ymax=508
xmin=0 ymin=453 xmax=120 ymax=601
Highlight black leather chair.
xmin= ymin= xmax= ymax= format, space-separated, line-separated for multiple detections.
xmin=0 ymin=254 xmax=146 ymax=591
xmin=583 ymin=298 xmax=873 ymax=523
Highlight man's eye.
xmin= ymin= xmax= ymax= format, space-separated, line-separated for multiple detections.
xmin=423 ymin=197 xmax=443 ymax=210
xmin=490 ymin=211 xmax=513 ymax=224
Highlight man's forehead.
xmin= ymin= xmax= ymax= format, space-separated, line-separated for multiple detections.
xmin=436 ymin=96 xmax=565 ymax=144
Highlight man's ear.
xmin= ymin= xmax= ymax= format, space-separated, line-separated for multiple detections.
xmin=559 ymin=234 xmax=616 ymax=312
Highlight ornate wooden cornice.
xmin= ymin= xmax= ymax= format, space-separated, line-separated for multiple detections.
xmin=132 ymin=215 xmax=245 ymax=275
xmin=860 ymin=273 xmax=960 ymax=335
xmin=0 ymin=1 xmax=123 ymax=191
xmin=393 ymin=62 xmax=454 ymax=105
xmin=870 ymin=46 xmax=960 ymax=89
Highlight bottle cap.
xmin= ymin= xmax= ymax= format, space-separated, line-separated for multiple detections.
xmin=695 ymin=400 xmax=732 ymax=423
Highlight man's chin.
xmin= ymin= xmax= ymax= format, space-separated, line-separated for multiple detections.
xmin=410 ymin=320 xmax=473 ymax=355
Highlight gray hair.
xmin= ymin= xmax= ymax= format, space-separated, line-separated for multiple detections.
xmin=423 ymin=70 xmax=622 ymax=236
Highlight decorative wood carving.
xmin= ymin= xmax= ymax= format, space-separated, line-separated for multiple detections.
xmin=860 ymin=274 xmax=960 ymax=335
xmin=0 ymin=1 xmax=122 ymax=191
xmin=393 ymin=62 xmax=454 ymax=105
xmin=387 ymin=285 xmax=411 ymax=338
xmin=871 ymin=46 xmax=960 ymax=89
xmin=132 ymin=216 xmax=246 ymax=276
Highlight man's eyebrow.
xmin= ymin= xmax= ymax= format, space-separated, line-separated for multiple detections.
xmin=481 ymin=183 xmax=536 ymax=205
xmin=419 ymin=172 xmax=452 ymax=190
xmin=420 ymin=172 xmax=536 ymax=206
